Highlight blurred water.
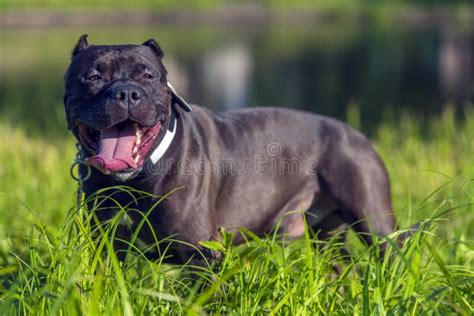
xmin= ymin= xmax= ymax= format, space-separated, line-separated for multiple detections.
xmin=0 ymin=21 xmax=472 ymax=138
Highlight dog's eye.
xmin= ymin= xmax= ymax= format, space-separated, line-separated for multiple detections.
xmin=144 ymin=73 xmax=154 ymax=79
xmin=87 ymin=75 xmax=102 ymax=82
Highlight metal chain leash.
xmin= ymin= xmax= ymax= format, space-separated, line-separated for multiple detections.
xmin=69 ymin=143 xmax=91 ymax=206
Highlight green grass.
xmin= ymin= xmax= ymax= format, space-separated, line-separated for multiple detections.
xmin=0 ymin=107 xmax=473 ymax=314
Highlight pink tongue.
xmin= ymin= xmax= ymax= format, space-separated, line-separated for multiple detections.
xmin=87 ymin=124 xmax=138 ymax=174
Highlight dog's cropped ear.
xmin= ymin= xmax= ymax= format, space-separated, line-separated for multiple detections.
xmin=142 ymin=39 xmax=164 ymax=59
xmin=72 ymin=34 xmax=89 ymax=58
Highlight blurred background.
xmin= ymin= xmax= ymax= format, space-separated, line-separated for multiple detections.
xmin=1 ymin=1 xmax=473 ymax=138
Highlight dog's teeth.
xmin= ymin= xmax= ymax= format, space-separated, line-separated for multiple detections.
xmin=135 ymin=126 xmax=142 ymax=143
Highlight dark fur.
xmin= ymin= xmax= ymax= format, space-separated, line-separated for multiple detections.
xmin=64 ymin=36 xmax=397 ymax=265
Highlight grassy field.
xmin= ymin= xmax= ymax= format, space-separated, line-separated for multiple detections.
xmin=0 ymin=106 xmax=473 ymax=314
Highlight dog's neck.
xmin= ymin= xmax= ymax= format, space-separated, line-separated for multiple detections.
xmin=149 ymin=82 xmax=191 ymax=164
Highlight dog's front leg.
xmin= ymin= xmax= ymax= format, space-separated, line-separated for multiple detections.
xmin=174 ymin=218 xmax=223 ymax=272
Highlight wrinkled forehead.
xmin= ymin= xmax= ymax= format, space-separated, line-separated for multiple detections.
xmin=70 ymin=45 xmax=160 ymax=74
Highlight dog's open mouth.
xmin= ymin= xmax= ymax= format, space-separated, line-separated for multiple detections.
xmin=78 ymin=120 xmax=162 ymax=174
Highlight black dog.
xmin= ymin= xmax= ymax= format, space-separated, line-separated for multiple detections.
xmin=64 ymin=35 xmax=396 ymax=265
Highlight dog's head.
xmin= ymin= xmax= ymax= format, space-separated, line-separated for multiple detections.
xmin=64 ymin=35 xmax=173 ymax=180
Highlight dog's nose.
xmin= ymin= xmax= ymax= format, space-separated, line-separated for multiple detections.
xmin=113 ymin=85 xmax=142 ymax=108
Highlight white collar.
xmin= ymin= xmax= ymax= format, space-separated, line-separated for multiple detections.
xmin=149 ymin=112 xmax=177 ymax=164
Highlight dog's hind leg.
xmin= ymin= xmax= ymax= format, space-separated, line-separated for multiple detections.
xmin=315 ymin=147 xmax=397 ymax=252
